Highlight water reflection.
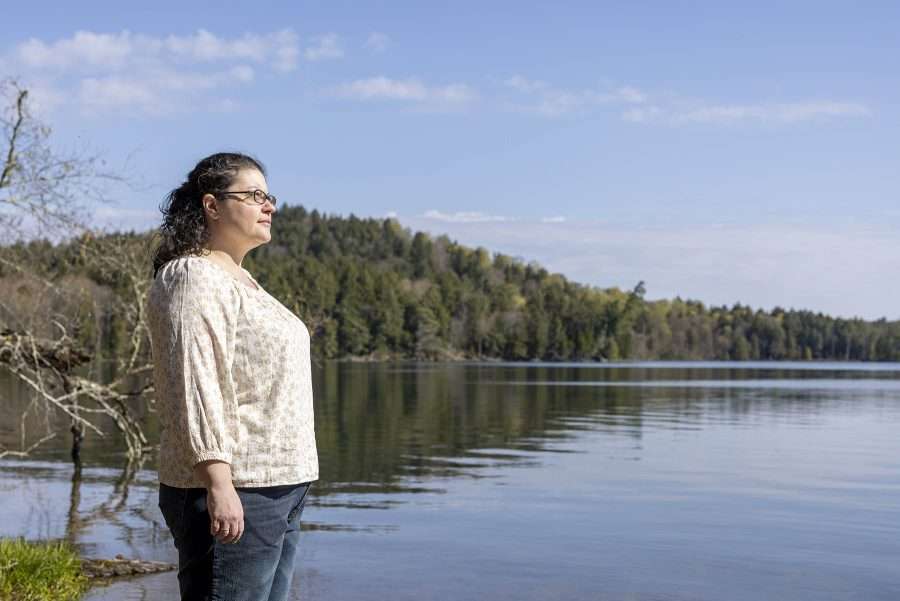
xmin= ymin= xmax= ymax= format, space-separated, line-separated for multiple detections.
xmin=3 ymin=361 xmax=895 ymax=517
xmin=1 ymin=361 xmax=899 ymax=600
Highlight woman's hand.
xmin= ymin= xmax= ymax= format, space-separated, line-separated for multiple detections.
xmin=207 ymin=482 xmax=244 ymax=544
xmin=194 ymin=460 xmax=245 ymax=544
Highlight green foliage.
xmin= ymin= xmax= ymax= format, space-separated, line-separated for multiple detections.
xmin=0 ymin=538 xmax=88 ymax=601
xmin=5 ymin=205 xmax=899 ymax=362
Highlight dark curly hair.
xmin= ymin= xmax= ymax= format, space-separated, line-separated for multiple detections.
xmin=151 ymin=152 xmax=266 ymax=277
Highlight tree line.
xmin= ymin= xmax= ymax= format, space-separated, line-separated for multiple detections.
xmin=3 ymin=204 xmax=896 ymax=363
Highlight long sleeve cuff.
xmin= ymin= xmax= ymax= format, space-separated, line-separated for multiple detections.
xmin=191 ymin=450 xmax=233 ymax=466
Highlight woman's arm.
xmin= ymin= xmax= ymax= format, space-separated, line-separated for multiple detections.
xmin=150 ymin=262 xmax=245 ymax=544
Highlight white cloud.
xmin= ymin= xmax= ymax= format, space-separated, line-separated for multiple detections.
xmin=15 ymin=29 xmax=299 ymax=72
xmin=401 ymin=211 xmax=565 ymax=224
xmin=437 ymin=84 xmax=475 ymax=103
xmin=77 ymin=66 xmax=254 ymax=114
xmin=423 ymin=210 xmax=513 ymax=223
xmin=623 ymin=100 xmax=870 ymax=125
xmin=672 ymin=101 xmax=870 ymax=124
xmin=79 ymin=77 xmax=159 ymax=112
xmin=364 ymin=32 xmax=390 ymax=53
xmin=164 ymin=30 xmax=266 ymax=63
xmin=12 ymin=78 xmax=66 ymax=114
xmin=304 ymin=33 xmax=343 ymax=61
xmin=616 ymin=86 xmax=646 ymax=104
xmin=271 ymin=30 xmax=301 ymax=72
xmin=504 ymin=75 xmax=868 ymax=126
xmin=503 ymin=75 xmax=646 ymax=116
xmin=336 ymin=76 xmax=476 ymax=105
xmin=4 ymin=29 xmax=299 ymax=116
xmin=622 ymin=105 xmax=663 ymax=123
xmin=340 ymin=77 xmax=425 ymax=100
xmin=504 ymin=75 xmax=549 ymax=93
xmin=18 ymin=31 xmax=135 ymax=69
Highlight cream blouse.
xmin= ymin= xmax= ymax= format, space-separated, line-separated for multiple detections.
xmin=147 ymin=255 xmax=319 ymax=488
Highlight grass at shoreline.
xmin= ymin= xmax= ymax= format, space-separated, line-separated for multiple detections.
xmin=0 ymin=538 xmax=88 ymax=601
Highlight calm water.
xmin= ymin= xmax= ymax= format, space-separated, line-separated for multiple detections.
xmin=1 ymin=361 xmax=899 ymax=600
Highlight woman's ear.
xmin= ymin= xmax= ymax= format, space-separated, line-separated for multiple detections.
xmin=202 ymin=193 xmax=220 ymax=221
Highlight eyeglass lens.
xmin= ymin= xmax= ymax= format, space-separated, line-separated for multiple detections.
xmin=254 ymin=190 xmax=276 ymax=206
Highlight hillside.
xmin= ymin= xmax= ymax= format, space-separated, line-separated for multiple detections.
xmin=2 ymin=204 xmax=898 ymax=362
xmin=244 ymin=205 xmax=899 ymax=361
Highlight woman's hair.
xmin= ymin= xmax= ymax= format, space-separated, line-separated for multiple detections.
xmin=151 ymin=152 xmax=266 ymax=277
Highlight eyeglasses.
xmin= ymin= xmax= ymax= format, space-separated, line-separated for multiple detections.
xmin=219 ymin=189 xmax=278 ymax=207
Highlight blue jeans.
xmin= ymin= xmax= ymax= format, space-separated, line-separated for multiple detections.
xmin=159 ymin=482 xmax=313 ymax=601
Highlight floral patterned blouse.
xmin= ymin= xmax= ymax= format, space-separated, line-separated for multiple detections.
xmin=146 ymin=255 xmax=319 ymax=488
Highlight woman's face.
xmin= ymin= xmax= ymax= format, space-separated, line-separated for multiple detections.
xmin=206 ymin=168 xmax=276 ymax=249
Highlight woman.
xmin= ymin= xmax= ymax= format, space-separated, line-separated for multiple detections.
xmin=147 ymin=152 xmax=319 ymax=601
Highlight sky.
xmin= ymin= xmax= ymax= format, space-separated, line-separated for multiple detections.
xmin=1 ymin=1 xmax=897 ymax=319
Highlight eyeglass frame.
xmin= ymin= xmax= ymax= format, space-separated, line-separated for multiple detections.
xmin=217 ymin=189 xmax=278 ymax=207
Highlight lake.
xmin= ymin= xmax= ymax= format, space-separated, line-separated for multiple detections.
xmin=2 ymin=361 xmax=899 ymax=600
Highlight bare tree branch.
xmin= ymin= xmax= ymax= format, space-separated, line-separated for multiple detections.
xmin=0 ymin=80 xmax=154 ymax=462
xmin=0 ymin=79 xmax=122 ymax=242
xmin=0 ymin=432 xmax=56 ymax=459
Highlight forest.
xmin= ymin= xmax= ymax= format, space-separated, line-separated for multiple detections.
xmin=3 ymin=204 xmax=897 ymax=363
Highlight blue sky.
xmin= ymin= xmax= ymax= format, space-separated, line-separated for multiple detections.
xmin=2 ymin=1 xmax=898 ymax=319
